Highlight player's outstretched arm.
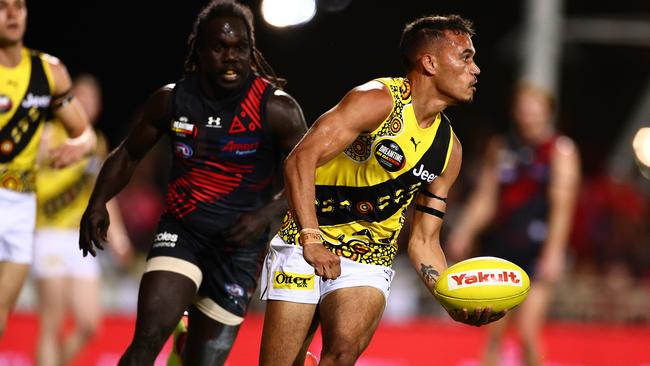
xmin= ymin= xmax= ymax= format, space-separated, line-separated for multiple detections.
xmin=223 ymin=90 xmax=308 ymax=246
xmin=407 ymin=134 xmax=462 ymax=294
xmin=284 ymin=81 xmax=392 ymax=279
xmin=408 ymin=134 xmax=504 ymax=326
xmin=79 ymin=86 xmax=171 ymax=257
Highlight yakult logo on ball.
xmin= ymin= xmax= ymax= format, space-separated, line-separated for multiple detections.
xmin=447 ymin=269 xmax=523 ymax=290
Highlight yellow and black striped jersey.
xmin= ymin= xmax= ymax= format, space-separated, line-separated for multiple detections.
xmin=35 ymin=122 xmax=107 ymax=229
xmin=0 ymin=48 xmax=55 ymax=192
xmin=279 ymin=77 xmax=454 ymax=267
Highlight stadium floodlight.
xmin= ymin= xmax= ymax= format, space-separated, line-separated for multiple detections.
xmin=261 ymin=0 xmax=316 ymax=28
xmin=633 ymin=127 xmax=650 ymax=168
xmin=633 ymin=127 xmax=650 ymax=180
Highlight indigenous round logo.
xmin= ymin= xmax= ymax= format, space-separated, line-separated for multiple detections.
xmin=0 ymin=95 xmax=12 ymax=114
xmin=1 ymin=140 xmax=14 ymax=155
xmin=374 ymin=140 xmax=406 ymax=172
xmin=389 ymin=118 xmax=402 ymax=134
xmin=400 ymin=80 xmax=412 ymax=100
xmin=356 ymin=201 xmax=374 ymax=215
xmin=350 ymin=140 xmax=368 ymax=157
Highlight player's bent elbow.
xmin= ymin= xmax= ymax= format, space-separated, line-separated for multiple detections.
xmin=284 ymin=151 xmax=315 ymax=181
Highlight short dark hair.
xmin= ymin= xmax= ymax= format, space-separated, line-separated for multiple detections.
xmin=184 ymin=0 xmax=284 ymax=87
xmin=400 ymin=14 xmax=475 ymax=71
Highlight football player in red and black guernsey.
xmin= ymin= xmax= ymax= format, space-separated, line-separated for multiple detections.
xmin=79 ymin=1 xmax=307 ymax=365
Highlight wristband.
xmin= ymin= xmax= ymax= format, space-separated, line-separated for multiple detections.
xmin=299 ymin=228 xmax=322 ymax=246
xmin=66 ymin=127 xmax=97 ymax=154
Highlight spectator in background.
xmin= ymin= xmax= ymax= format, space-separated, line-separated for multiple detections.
xmin=32 ymin=74 xmax=132 ymax=366
xmin=447 ymin=82 xmax=580 ymax=366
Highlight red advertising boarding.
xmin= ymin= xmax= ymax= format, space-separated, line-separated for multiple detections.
xmin=1 ymin=313 xmax=649 ymax=365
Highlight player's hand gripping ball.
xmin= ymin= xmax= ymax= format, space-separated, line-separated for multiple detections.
xmin=434 ymin=256 xmax=530 ymax=313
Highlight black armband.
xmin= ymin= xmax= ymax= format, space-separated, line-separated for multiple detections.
xmin=415 ymin=204 xmax=445 ymax=219
xmin=420 ymin=190 xmax=447 ymax=203
xmin=51 ymin=90 xmax=74 ymax=110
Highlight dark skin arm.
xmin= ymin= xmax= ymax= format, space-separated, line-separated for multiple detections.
xmin=79 ymin=86 xmax=172 ymax=257
xmin=223 ymin=90 xmax=308 ymax=245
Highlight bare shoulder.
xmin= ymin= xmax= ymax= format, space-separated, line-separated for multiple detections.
xmin=266 ymin=89 xmax=307 ymax=139
xmin=345 ymin=80 xmax=392 ymax=106
xmin=550 ymin=135 xmax=580 ymax=178
xmin=553 ymin=135 xmax=578 ymax=157
xmin=334 ymin=80 xmax=393 ymax=129
xmin=141 ymin=84 xmax=175 ymax=128
xmin=42 ymin=53 xmax=71 ymax=95
xmin=267 ymin=89 xmax=302 ymax=113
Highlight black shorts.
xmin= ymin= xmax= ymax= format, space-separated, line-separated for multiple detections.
xmin=146 ymin=215 xmax=268 ymax=319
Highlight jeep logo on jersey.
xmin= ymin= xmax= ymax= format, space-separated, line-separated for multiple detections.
xmin=219 ymin=137 xmax=260 ymax=156
xmin=171 ymin=117 xmax=196 ymax=137
xmin=273 ymin=271 xmax=314 ymax=290
xmin=412 ymin=164 xmax=438 ymax=183
xmin=174 ymin=142 xmax=193 ymax=158
xmin=374 ymin=140 xmax=405 ymax=172
xmin=21 ymin=93 xmax=51 ymax=109
xmin=447 ymin=269 xmax=523 ymax=290
xmin=206 ymin=116 xmax=222 ymax=128
xmin=0 ymin=95 xmax=12 ymax=113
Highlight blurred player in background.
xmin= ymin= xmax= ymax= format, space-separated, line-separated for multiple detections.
xmin=447 ymin=82 xmax=581 ymax=366
xmin=0 ymin=0 xmax=96 ymax=337
xmin=259 ymin=14 xmax=503 ymax=366
xmin=33 ymin=74 xmax=132 ymax=366
xmin=79 ymin=1 xmax=307 ymax=365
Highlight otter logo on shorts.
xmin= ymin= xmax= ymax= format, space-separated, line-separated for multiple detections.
xmin=273 ymin=271 xmax=314 ymax=290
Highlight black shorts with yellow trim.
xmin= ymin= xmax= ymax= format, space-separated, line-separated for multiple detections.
xmin=145 ymin=215 xmax=268 ymax=325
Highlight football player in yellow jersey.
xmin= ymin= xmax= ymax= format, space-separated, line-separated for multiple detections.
xmin=259 ymin=15 xmax=503 ymax=365
xmin=0 ymin=0 xmax=96 ymax=337
xmin=33 ymin=74 xmax=132 ymax=366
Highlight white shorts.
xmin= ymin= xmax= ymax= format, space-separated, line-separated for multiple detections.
xmin=0 ymin=188 xmax=36 ymax=264
xmin=32 ymin=228 xmax=100 ymax=279
xmin=260 ymin=235 xmax=395 ymax=304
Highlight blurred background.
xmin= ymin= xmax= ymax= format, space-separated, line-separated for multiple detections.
xmin=2 ymin=0 xmax=650 ymax=365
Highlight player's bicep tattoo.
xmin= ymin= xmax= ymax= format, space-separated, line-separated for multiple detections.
xmin=420 ymin=263 xmax=440 ymax=284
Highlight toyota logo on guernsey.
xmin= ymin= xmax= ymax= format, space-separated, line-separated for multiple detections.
xmin=447 ymin=269 xmax=523 ymax=290
xmin=273 ymin=271 xmax=314 ymax=290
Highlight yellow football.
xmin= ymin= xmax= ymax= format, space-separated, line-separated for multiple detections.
xmin=434 ymin=256 xmax=530 ymax=313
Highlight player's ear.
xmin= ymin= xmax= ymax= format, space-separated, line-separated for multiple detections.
xmin=421 ymin=54 xmax=437 ymax=76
